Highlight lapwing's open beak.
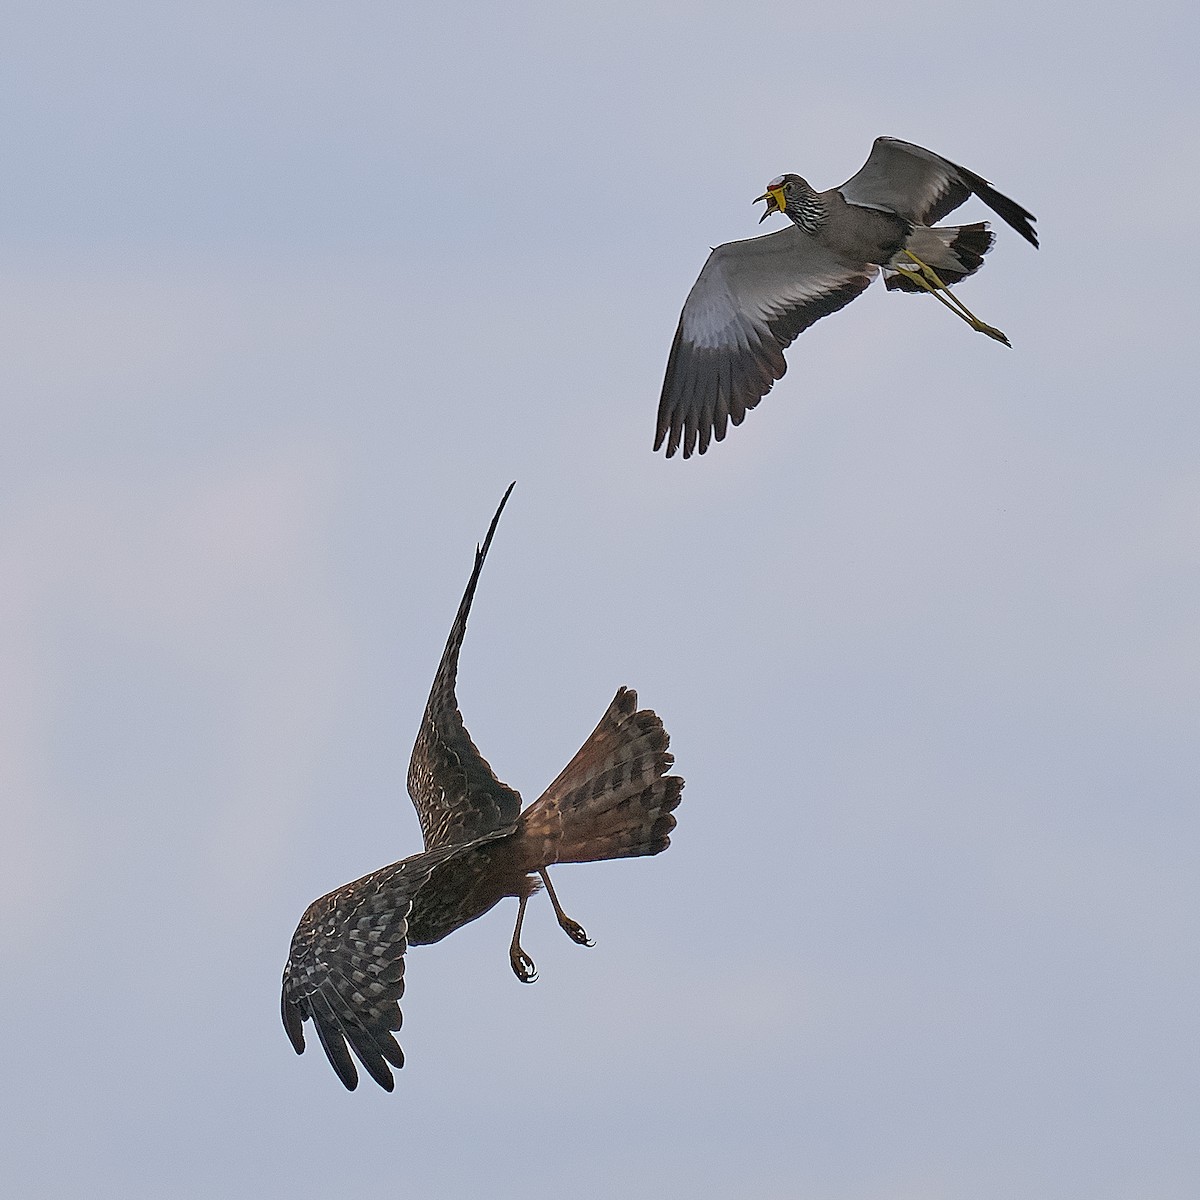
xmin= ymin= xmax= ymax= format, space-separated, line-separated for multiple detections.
xmin=755 ymin=187 xmax=787 ymax=223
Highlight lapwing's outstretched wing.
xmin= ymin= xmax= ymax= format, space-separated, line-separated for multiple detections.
xmin=655 ymin=227 xmax=876 ymax=458
xmin=838 ymin=137 xmax=1038 ymax=246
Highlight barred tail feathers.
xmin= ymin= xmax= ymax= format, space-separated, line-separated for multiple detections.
xmin=885 ymin=221 xmax=995 ymax=291
xmin=518 ymin=688 xmax=683 ymax=867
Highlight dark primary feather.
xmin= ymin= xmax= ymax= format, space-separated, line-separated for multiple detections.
xmin=407 ymin=482 xmax=525 ymax=850
xmin=948 ymin=161 xmax=1039 ymax=247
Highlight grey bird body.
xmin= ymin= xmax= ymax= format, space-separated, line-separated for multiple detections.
xmin=797 ymin=179 xmax=910 ymax=263
xmin=655 ymin=137 xmax=1038 ymax=458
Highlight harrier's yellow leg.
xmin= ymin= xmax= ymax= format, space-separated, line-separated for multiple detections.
xmin=897 ymin=251 xmax=1011 ymax=347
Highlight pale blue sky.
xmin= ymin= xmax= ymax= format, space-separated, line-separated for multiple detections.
xmin=2 ymin=2 xmax=1197 ymax=1197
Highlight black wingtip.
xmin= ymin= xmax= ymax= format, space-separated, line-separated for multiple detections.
xmin=478 ymin=482 xmax=516 ymax=561
xmin=425 ymin=482 xmax=517 ymax=713
xmin=464 ymin=482 xmax=515 ymax=604
xmin=957 ymin=163 xmax=1039 ymax=249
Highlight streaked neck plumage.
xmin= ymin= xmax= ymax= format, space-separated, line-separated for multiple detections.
xmin=786 ymin=179 xmax=827 ymax=236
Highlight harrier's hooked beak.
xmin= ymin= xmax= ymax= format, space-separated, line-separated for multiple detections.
xmin=755 ymin=186 xmax=787 ymax=223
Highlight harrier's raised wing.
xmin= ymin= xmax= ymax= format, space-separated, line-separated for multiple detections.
xmin=407 ymin=483 xmax=524 ymax=850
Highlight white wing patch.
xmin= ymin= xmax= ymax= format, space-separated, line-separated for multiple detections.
xmin=758 ymin=270 xmax=877 ymax=322
xmin=680 ymin=268 xmax=744 ymax=350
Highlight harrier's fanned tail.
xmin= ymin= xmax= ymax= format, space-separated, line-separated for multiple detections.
xmin=518 ymin=687 xmax=683 ymax=865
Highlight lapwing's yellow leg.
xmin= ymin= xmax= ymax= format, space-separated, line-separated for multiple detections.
xmin=905 ymin=254 xmax=1002 ymax=335
xmin=892 ymin=266 xmax=983 ymax=326
xmin=898 ymin=251 xmax=1011 ymax=347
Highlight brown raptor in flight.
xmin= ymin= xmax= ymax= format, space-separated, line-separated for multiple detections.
xmin=281 ymin=484 xmax=684 ymax=1090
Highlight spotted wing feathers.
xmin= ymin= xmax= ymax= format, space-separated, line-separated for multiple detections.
xmin=407 ymin=483 xmax=524 ymax=850
xmin=838 ymin=136 xmax=1038 ymax=247
xmin=281 ymin=846 xmax=461 ymax=1091
xmin=655 ymin=226 xmax=876 ymax=458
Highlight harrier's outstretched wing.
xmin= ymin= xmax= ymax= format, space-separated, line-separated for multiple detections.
xmin=281 ymin=844 xmax=461 ymax=1091
xmin=406 ymin=483 xmax=524 ymax=850
xmin=655 ymin=227 xmax=876 ymax=458
xmin=838 ymin=137 xmax=1038 ymax=246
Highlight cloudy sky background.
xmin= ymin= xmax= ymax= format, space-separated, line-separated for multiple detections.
xmin=3 ymin=2 xmax=1197 ymax=1197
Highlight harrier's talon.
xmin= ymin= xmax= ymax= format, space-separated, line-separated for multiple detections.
xmin=509 ymin=892 xmax=538 ymax=982
xmin=558 ymin=917 xmax=594 ymax=948
xmin=509 ymin=948 xmax=538 ymax=984
xmin=539 ymin=869 xmax=595 ymax=947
